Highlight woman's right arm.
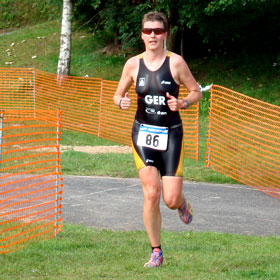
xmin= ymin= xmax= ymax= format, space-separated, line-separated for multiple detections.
xmin=113 ymin=57 xmax=137 ymax=109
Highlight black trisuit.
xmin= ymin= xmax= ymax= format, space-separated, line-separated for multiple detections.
xmin=132 ymin=51 xmax=184 ymax=177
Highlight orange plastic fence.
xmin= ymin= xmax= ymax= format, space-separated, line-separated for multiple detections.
xmin=0 ymin=109 xmax=63 ymax=253
xmin=0 ymin=68 xmax=35 ymax=111
xmin=206 ymin=85 xmax=280 ymax=199
xmin=35 ymin=69 xmax=199 ymax=159
xmin=0 ymin=68 xmax=199 ymax=160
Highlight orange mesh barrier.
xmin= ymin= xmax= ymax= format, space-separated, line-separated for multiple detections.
xmin=35 ymin=69 xmax=102 ymax=135
xmin=0 ymin=68 xmax=199 ymax=160
xmin=35 ymin=70 xmax=199 ymax=159
xmin=0 ymin=109 xmax=63 ymax=253
xmin=0 ymin=68 xmax=35 ymax=111
xmin=206 ymin=85 xmax=280 ymax=199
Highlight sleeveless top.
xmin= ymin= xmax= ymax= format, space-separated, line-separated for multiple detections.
xmin=135 ymin=51 xmax=181 ymax=127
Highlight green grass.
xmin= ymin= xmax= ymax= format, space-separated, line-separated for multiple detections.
xmin=0 ymin=0 xmax=61 ymax=30
xmin=192 ymin=53 xmax=280 ymax=107
xmin=0 ymin=20 xmax=127 ymax=79
xmin=0 ymin=223 xmax=279 ymax=279
xmin=61 ymin=151 xmax=138 ymax=178
xmin=60 ymin=129 xmax=121 ymax=146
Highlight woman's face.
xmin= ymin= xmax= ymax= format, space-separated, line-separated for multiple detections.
xmin=141 ymin=20 xmax=167 ymax=51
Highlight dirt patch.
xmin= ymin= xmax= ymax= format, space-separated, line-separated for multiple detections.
xmin=60 ymin=145 xmax=132 ymax=154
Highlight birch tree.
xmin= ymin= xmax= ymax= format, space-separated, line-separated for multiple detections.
xmin=57 ymin=0 xmax=73 ymax=76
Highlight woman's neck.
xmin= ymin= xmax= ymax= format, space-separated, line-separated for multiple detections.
xmin=143 ymin=49 xmax=167 ymax=71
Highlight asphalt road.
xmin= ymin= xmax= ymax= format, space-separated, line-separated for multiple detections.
xmin=62 ymin=175 xmax=280 ymax=236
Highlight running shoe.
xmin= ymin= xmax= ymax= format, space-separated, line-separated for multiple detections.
xmin=178 ymin=198 xmax=193 ymax=224
xmin=144 ymin=248 xmax=163 ymax=268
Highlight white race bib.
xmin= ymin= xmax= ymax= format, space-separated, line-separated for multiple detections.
xmin=137 ymin=124 xmax=169 ymax=151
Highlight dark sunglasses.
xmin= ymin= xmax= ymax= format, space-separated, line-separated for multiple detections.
xmin=141 ymin=28 xmax=166 ymax=35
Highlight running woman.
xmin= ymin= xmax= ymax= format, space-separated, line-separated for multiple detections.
xmin=113 ymin=11 xmax=202 ymax=268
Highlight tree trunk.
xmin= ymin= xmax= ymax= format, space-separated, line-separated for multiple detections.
xmin=57 ymin=0 xmax=73 ymax=76
xmin=166 ymin=8 xmax=181 ymax=55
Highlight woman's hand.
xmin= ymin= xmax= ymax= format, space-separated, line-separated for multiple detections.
xmin=119 ymin=92 xmax=131 ymax=109
xmin=166 ymin=92 xmax=183 ymax=111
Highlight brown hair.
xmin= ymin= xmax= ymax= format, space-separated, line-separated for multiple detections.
xmin=142 ymin=11 xmax=168 ymax=31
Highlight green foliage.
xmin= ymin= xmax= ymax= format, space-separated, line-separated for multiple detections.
xmin=2 ymin=0 xmax=279 ymax=57
xmin=73 ymin=0 xmax=155 ymax=51
xmin=72 ymin=0 xmax=102 ymax=29
xmin=70 ymin=0 xmax=280 ymax=57
xmin=202 ymin=0 xmax=280 ymax=52
xmin=156 ymin=0 xmax=280 ymax=54
xmin=0 ymin=0 xmax=62 ymax=29
xmin=205 ymin=0 xmax=269 ymax=13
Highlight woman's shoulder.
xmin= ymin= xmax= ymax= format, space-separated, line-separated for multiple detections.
xmin=124 ymin=54 xmax=141 ymax=70
xmin=122 ymin=54 xmax=142 ymax=82
xmin=169 ymin=51 xmax=185 ymax=64
xmin=127 ymin=53 xmax=144 ymax=64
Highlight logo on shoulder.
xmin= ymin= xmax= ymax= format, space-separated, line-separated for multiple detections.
xmin=161 ymin=80 xmax=171 ymax=85
xmin=139 ymin=78 xmax=145 ymax=87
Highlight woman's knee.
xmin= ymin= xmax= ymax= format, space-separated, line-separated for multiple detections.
xmin=162 ymin=177 xmax=183 ymax=209
xmin=143 ymin=185 xmax=161 ymax=205
xmin=163 ymin=193 xmax=182 ymax=209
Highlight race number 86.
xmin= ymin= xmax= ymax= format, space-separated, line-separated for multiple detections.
xmin=146 ymin=134 xmax=159 ymax=147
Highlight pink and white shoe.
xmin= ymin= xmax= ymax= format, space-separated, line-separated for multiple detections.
xmin=144 ymin=248 xmax=163 ymax=268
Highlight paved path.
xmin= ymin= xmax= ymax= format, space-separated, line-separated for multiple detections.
xmin=62 ymin=175 xmax=280 ymax=236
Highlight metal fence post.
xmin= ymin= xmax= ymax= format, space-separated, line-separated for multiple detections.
xmin=33 ymin=69 xmax=36 ymax=118
xmin=206 ymin=88 xmax=213 ymax=168
xmin=98 ymin=79 xmax=103 ymax=138
xmin=195 ymin=102 xmax=200 ymax=161
xmin=55 ymin=110 xmax=62 ymax=235
xmin=0 ymin=112 xmax=4 ymax=175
